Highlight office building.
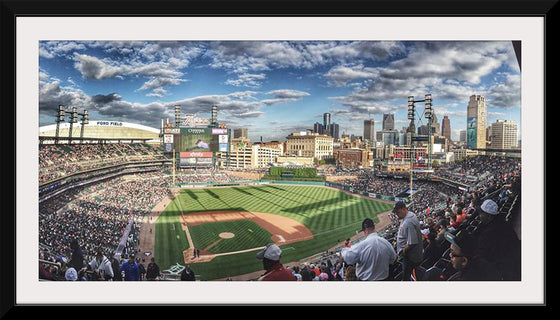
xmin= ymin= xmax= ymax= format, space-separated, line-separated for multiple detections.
xmin=233 ymin=128 xmax=248 ymax=139
xmin=467 ymin=95 xmax=487 ymax=149
xmin=491 ymin=120 xmax=519 ymax=149
xmin=364 ymin=119 xmax=375 ymax=142
xmin=442 ymin=116 xmax=452 ymax=141
xmin=285 ymin=131 xmax=334 ymax=160
xmin=383 ymin=114 xmax=395 ymax=130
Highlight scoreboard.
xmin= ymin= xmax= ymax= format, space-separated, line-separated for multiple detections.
xmin=162 ymin=126 xmax=230 ymax=168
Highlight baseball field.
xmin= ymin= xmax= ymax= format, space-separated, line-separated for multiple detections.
xmin=152 ymin=184 xmax=393 ymax=280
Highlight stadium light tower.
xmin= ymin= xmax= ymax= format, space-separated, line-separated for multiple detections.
xmin=175 ymin=105 xmax=181 ymax=127
xmin=424 ymin=94 xmax=433 ymax=169
xmin=55 ymin=105 xmax=66 ymax=145
xmin=68 ymin=107 xmax=78 ymax=144
xmin=407 ymin=96 xmax=415 ymax=205
xmin=211 ymin=105 xmax=218 ymax=126
xmin=79 ymin=110 xmax=89 ymax=141
xmin=406 ymin=93 xmax=434 ymax=207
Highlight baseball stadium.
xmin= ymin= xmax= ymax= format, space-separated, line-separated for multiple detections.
xmin=38 ymin=107 xmax=522 ymax=282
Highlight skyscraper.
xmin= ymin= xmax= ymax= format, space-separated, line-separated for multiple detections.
xmin=330 ymin=123 xmax=340 ymax=140
xmin=383 ymin=114 xmax=395 ymax=130
xmin=363 ymin=119 xmax=375 ymax=142
xmin=323 ymin=113 xmax=331 ymax=128
xmin=442 ymin=116 xmax=452 ymax=141
xmin=431 ymin=112 xmax=440 ymax=135
xmin=467 ymin=95 xmax=487 ymax=149
xmin=460 ymin=130 xmax=467 ymax=143
xmin=313 ymin=122 xmax=324 ymax=134
xmin=491 ymin=120 xmax=519 ymax=149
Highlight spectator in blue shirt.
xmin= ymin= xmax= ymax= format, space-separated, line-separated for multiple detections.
xmin=120 ymin=254 xmax=140 ymax=281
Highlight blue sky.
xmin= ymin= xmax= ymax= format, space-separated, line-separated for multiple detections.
xmin=39 ymin=40 xmax=521 ymax=142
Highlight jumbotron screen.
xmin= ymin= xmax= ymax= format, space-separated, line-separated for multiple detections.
xmin=173 ymin=128 xmax=228 ymax=153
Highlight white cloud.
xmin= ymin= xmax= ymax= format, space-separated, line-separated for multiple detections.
xmin=73 ymin=54 xmax=120 ymax=80
xmin=485 ymin=74 xmax=521 ymax=109
xmin=225 ymin=73 xmax=266 ymax=88
xmin=208 ymin=41 xmax=406 ymax=75
xmin=324 ymin=64 xmax=378 ymax=87
xmin=328 ymin=42 xmax=518 ymax=117
xmin=39 ymin=41 xmax=86 ymax=59
xmin=139 ymin=77 xmax=186 ymax=91
xmin=266 ymin=89 xmax=310 ymax=100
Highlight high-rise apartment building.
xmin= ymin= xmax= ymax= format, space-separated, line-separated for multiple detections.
xmin=363 ymin=119 xmax=375 ymax=142
xmin=491 ymin=120 xmax=518 ymax=149
xmin=467 ymin=95 xmax=487 ymax=149
xmin=442 ymin=116 xmax=452 ymax=141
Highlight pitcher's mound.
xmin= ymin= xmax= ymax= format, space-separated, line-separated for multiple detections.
xmin=219 ymin=232 xmax=235 ymax=239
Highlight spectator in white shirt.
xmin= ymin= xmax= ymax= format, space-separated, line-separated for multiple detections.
xmin=341 ymin=218 xmax=398 ymax=281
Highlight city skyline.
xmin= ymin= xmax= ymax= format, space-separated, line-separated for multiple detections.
xmin=39 ymin=40 xmax=521 ymax=142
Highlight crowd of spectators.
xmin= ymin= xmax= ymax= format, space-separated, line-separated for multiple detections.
xmin=39 ymin=151 xmax=521 ymax=282
xmin=263 ymin=156 xmax=522 ymax=282
xmin=39 ymin=169 xmax=176 ymax=280
xmin=342 ymin=171 xmax=412 ymax=197
xmin=434 ymin=155 xmax=520 ymax=186
xmin=38 ymin=164 xmax=250 ymax=281
xmin=39 ymin=143 xmax=165 ymax=184
xmin=174 ymin=168 xmax=246 ymax=185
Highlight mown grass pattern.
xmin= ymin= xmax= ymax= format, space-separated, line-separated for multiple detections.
xmin=155 ymin=185 xmax=392 ymax=280
xmin=189 ymin=220 xmax=271 ymax=253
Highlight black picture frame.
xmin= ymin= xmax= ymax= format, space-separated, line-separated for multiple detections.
xmin=2 ymin=0 xmax=554 ymax=312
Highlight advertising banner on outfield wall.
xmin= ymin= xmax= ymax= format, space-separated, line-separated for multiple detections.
xmin=180 ymin=158 xmax=197 ymax=165
xmin=180 ymin=151 xmax=213 ymax=158
xmin=196 ymin=157 xmax=213 ymax=164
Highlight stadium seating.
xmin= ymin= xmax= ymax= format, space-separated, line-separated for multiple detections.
xmin=38 ymin=153 xmax=521 ymax=281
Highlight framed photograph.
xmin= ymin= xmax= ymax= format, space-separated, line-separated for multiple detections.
xmin=4 ymin=0 xmax=553 ymax=309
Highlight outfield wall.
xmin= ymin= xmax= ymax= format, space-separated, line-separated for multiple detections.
xmin=176 ymin=179 xmax=404 ymax=201
xmin=325 ymin=181 xmax=406 ymax=203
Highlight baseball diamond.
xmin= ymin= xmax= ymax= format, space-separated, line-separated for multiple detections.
xmin=145 ymin=185 xmax=393 ymax=280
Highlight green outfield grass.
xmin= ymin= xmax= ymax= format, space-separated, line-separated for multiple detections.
xmin=189 ymin=220 xmax=271 ymax=254
xmin=154 ymin=184 xmax=393 ymax=280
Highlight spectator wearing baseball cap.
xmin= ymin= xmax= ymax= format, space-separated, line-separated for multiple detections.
xmin=340 ymin=218 xmax=397 ymax=281
xmin=475 ymin=199 xmax=521 ymax=280
xmin=393 ymin=201 xmax=424 ymax=281
xmin=256 ymin=243 xmax=296 ymax=281
xmin=445 ymin=231 xmax=501 ymax=281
